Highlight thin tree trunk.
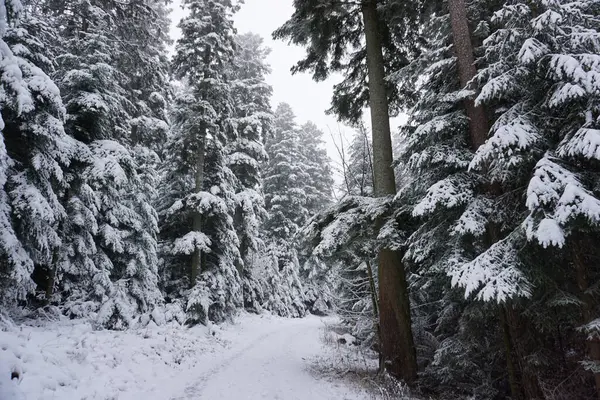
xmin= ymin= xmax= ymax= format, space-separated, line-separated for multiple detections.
xmin=46 ymin=232 xmax=61 ymax=303
xmin=572 ymin=238 xmax=600 ymax=398
xmin=361 ymin=122 xmax=375 ymax=197
xmin=447 ymin=0 xmax=488 ymax=150
xmin=366 ymin=259 xmax=379 ymax=320
xmin=509 ymin=306 xmax=544 ymax=399
xmin=45 ymin=265 xmax=56 ymax=303
xmin=190 ymin=136 xmax=206 ymax=288
xmin=488 ymin=218 xmax=523 ymax=399
xmin=365 ymin=259 xmax=383 ymax=372
xmin=500 ymin=306 xmax=522 ymax=400
xmin=361 ymin=0 xmax=417 ymax=383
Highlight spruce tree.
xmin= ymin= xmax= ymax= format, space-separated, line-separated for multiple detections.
xmin=276 ymin=1 xmax=423 ymax=380
xmin=0 ymin=0 xmax=80 ymax=304
xmin=261 ymin=103 xmax=308 ymax=317
xmin=228 ymin=33 xmax=272 ymax=312
xmin=161 ymin=0 xmax=242 ymax=323
xmin=50 ymin=0 xmax=162 ymax=327
xmin=466 ymin=0 xmax=600 ymax=395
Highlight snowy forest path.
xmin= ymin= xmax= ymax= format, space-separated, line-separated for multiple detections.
xmin=171 ymin=315 xmax=368 ymax=400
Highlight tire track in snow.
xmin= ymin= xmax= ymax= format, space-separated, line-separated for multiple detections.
xmin=170 ymin=323 xmax=293 ymax=399
xmin=171 ymin=316 xmax=368 ymax=400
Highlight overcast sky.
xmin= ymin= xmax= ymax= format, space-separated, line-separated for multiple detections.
xmin=234 ymin=1 xmax=347 ymax=136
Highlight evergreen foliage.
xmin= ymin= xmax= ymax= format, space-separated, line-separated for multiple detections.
xmin=3 ymin=0 xmax=600 ymax=396
xmin=287 ymin=0 xmax=600 ymax=396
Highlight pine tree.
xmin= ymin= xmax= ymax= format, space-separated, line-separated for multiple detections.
xmin=49 ymin=0 xmax=162 ymax=328
xmin=261 ymin=103 xmax=309 ymax=317
xmin=114 ymin=0 xmax=171 ymax=154
xmin=325 ymin=123 xmax=378 ymax=341
xmin=276 ymin=1 xmax=423 ymax=379
xmin=391 ymin=0 xmax=529 ymax=394
xmin=465 ymin=0 xmax=600 ymax=395
xmin=0 ymin=0 xmax=80 ymax=304
xmin=160 ymin=0 xmax=242 ymax=323
xmin=396 ymin=0 xmax=600 ymax=396
xmin=228 ymin=33 xmax=272 ymax=312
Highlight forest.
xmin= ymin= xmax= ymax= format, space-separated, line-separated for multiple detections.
xmin=1 ymin=0 xmax=600 ymax=399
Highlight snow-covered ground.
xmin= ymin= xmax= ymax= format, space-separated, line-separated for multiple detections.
xmin=0 ymin=313 xmax=374 ymax=399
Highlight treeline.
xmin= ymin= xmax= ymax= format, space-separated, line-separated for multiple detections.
xmin=283 ymin=0 xmax=600 ymax=399
xmin=0 ymin=0 xmax=333 ymax=328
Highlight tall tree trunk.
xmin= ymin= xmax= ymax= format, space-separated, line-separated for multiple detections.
xmin=361 ymin=0 xmax=417 ymax=384
xmin=447 ymin=0 xmax=488 ymax=151
xmin=190 ymin=136 xmax=206 ymax=288
xmin=572 ymin=238 xmax=600 ymax=398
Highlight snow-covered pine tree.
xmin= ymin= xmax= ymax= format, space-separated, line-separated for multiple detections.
xmin=160 ymin=0 xmax=242 ymax=324
xmin=261 ymin=103 xmax=309 ymax=317
xmin=389 ymin=0 xmax=532 ymax=395
xmin=227 ymin=33 xmax=272 ymax=312
xmin=49 ymin=0 xmax=162 ymax=328
xmin=276 ymin=0 xmax=427 ymax=381
xmin=324 ymin=124 xmax=378 ymax=342
xmin=301 ymin=193 xmax=404 ymax=353
xmin=463 ymin=1 xmax=600 ymax=395
xmin=0 ymin=0 xmax=81 ymax=304
xmin=114 ymin=0 xmax=171 ymax=154
xmin=112 ymin=1 xmax=171 ymax=278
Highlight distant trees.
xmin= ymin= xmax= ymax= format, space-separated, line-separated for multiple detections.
xmin=261 ymin=103 xmax=334 ymax=316
xmin=228 ymin=33 xmax=272 ymax=312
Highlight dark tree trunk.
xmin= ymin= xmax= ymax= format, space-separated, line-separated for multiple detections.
xmin=45 ymin=266 xmax=56 ymax=303
xmin=361 ymin=0 xmax=417 ymax=384
xmin=500 ymin=306 xmax=522 ymax=400
xmin=45 ymin=240 xmax=60 ymax=303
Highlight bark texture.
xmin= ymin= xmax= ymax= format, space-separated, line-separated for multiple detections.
xmin=448 ymin=0 xmax=488 ymax=150
xmin=361 ymin=0 xmax=417 ymax=383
